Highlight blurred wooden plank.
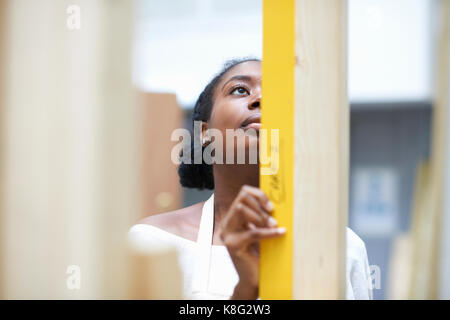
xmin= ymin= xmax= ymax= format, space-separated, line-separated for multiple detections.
xmin=409 ymin=0 xmax=449 ymax=298
xmin=138 ymin=92 xmax=183 ymax=219
xmin=409 ymin=162 xmax=433 ymax=299
xmin=436 ymin=0 xmax=450 ymax=299
xmin=427 ymin=0 xmax=450 ymax=299
xmin=127 ymin=236 xmax=182 ymax=299
xmin=387 ymin=232 xmax=412 ymax=300
xmin=0 ymin=0 xmax=137 ymax=299
xmin=0 ymin=0 xmax=6 ymax=300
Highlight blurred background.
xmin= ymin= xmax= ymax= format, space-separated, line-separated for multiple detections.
xmin=0 ymin=0 xmax=449 ymax=299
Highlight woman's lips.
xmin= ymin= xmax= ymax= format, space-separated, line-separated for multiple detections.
xmin=241 ymin=113 xmax=261 ymax=130
xmin=242 ymin=122 xmax=261 ymax=130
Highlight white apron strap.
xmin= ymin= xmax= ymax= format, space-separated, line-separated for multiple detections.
xmin=191 ymin=193 xmax=214 ymax=295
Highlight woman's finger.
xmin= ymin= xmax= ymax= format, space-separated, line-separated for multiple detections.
xmin=239 ymin=185 xmax=274 ymax=213
xmin=244 ymin=227 xmax=286 ymax=241
xmin=239 ymin=203 xmax=267 ymax=228
xmin=224 ymin=227 xmax=286 ymax=251
xmin=227 ymin=202 xmax=266 ymax=230
xmin=241 ymin=195 xmax=274 ymax=227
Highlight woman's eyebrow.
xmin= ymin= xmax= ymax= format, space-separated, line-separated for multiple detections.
xmin=221 ymin=75 xmax=253 ymax=92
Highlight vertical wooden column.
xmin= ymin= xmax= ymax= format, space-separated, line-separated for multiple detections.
xmin=405 ymin=0 xmax=449 ymax=300
xmin=0 ymin=0 xmax=6 ymax=300
xmin=138 ymin=92 xmax=183 ymax=220
xmin=437 ymin=0 xmax=450 ymax=300
xmin=0 ymin=0 xmax=138 ymax=298
xmin=94 ymin=0 xmax=138 ymax=299
xmin=260 ymin=0 xmax=348 ymax=299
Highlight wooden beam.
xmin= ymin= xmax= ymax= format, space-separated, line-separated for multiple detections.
xmin=436 ymin=0 xmax=450 ymax=299
xmin=387 ymin=232 xmax=412 ymax=300
xmin=409 ymin=161 xmax=434 ymax=299
xmin=0 ymin=0 xmax=6 ymax=300
xmin=260 ymin=0 xmax=348 ymax=299
xmin=409 ymin=0 xmax=449 ymax=300
xmin=0 ymin=0 xmax=138 ymax=298
xmin=426 ymin=0 xmax=449 ymax=300
xmin=138 ymin=92 xmax=183 ymax=219
xmin=128 ymin=240 xmax=183 ymax=299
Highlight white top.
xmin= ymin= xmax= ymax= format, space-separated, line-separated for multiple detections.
xmin=128 ymin=194 xmax=373 ymax=300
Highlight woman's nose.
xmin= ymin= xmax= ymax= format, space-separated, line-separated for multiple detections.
xmin=249 ymin=100 xmax=260 ymax=109
xmin=249 ymin=95 xmax=261 ymax=110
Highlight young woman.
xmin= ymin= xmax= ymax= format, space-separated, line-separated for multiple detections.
xmin=128 ymin=58 xmax=373 ymax=300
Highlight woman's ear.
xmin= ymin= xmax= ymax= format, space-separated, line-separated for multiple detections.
xmin=201 ymin=121 xmax=211 ymax=146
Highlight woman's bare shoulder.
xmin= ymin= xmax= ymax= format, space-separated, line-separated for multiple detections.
xmin=138 ymin=201 xmax=205 ymax=241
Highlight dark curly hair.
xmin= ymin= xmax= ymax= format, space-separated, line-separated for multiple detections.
xmin=178 ymin=57 xmax=261 ymax=190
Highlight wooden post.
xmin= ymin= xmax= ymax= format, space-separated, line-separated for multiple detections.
xmin=409 ymin=162 xmax=434 ymax=299
xmin=437 ymin=0 xmax=450 ymax=299
xmin=260 ymin=0 xmax=348 ymax=299
xmin=0 ymin=0 xmax=6 ymax=300
xmin=0 ymin=0 xmax=138 ymax=298
xmin=128 ymin=234 xmax=183 ymax=299
xmin=138 ymin=92 xmax=183 ymax=219
xmin=408 ymin=0 xmax=449 ymax=300
xmin=387 ymin=232 xmax=413 ymax=300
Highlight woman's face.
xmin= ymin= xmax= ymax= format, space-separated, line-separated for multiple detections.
xmin=205 ymin=61 xmax=261 ymax=165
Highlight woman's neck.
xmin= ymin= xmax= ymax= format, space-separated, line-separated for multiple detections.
xmin=211 ymin=164 xmax=259 ymax=241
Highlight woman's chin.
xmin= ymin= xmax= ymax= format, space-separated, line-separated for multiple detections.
xmin=241 ymin=126 xmax=260 ymax=137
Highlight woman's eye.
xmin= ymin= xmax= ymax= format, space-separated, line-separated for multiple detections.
xmin=230 ymin=87 xmax=249 ymax=96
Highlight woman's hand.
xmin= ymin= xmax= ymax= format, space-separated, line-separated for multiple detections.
xmin=219 ymin=185 xmax=286 ymax=299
